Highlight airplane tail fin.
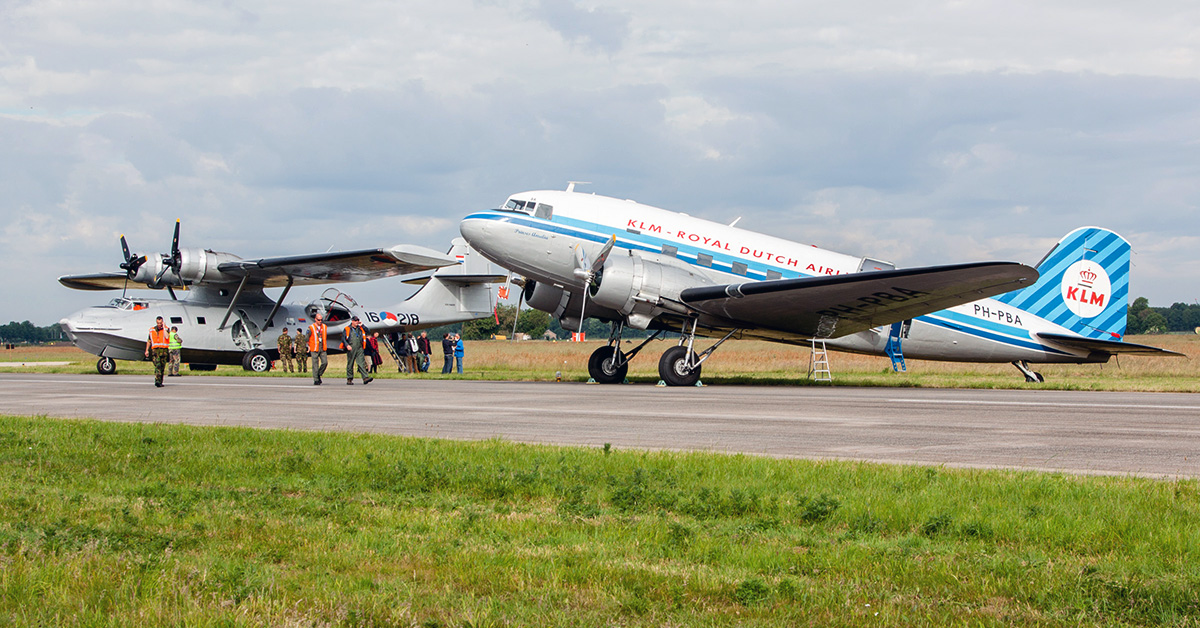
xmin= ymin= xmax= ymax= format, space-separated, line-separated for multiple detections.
xmin=386 ymin=238 xmax=502 ymax=328
xmin=994 ymin=227 xmax=1130 ymax=339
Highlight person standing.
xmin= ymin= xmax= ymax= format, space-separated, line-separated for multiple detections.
xmin=294 ymin=327 xmax=309 ymax=373
xmin=441 ymin=333 xmax=454 ymax=374
xmin=343 ymin=316 xmax=373 ymax=385
xmin=396 ymin=332 xmax=412 ymax=373
xmin=308 ymin=312 xmax=328 ymax=385
xmin=145 ymin=316 xmax=170 ymax=387
xmin=167 ymin=325 xmax=183 ymax=377
xmin=367 ymin=332 xmax=381 ymax=374
xmin=454 ymin=333 xmax=465 ymax=374
xmin=418 ymin=331 xmax=432 ymax=372
xmin=277 ymin=327 xmax=293 ymax=373
xmin=404 ymin=333 xmax=420 ymax=374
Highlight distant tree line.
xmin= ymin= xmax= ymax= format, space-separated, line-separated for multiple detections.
xmin=1127 ymin=298 xmax=1200 ymax=334
xmin=0 ymin=321 xmax=67 ymax=344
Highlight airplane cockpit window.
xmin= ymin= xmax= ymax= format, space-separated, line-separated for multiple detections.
xmin=108 ymin=297 xmax=150 ymax=311
xmin=502 ymin=198 xmax=535 ymax=214
xmin=534 ymin=203 xmax=553 ymax=219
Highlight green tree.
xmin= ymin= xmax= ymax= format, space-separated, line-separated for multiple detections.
xmin=1126 ymin=297 xmax=1150 ymax=334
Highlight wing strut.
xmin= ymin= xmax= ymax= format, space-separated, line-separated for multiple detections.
xmin=218 ymin=275 xmax=251 ymax=331
xmin=262 ymin=276 xmax=295 ymax=330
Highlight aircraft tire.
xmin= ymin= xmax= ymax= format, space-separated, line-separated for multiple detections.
xmin=96 ymin=357 xmax=117 ymax=375
xmin=243 ymin=349 xmax=271 ymax=373
xmin=587 ymin=346 xmax=628 ymax=384
xmin=658 ymin=345 xmax=701 ymax=387
xmin=1034 ymin=372 xmax=1045 ymax=383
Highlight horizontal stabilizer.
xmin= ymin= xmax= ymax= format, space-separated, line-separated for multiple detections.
xmin=403 ymin=274 xmax=507 ymax=286
xmin=681 ymin=261 xmax=1038 ymax=339
xmin=1036 ymin=333 xmax=1185 ymax=357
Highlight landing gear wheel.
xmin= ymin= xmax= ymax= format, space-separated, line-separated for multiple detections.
xmin=1033 ymin=372 xmax=1045 ymax=383
xmin=588 ymin=346 xmax=628 ymax=384
xmin=242 ymin=349 xmax=271 ymax=373
xmin=658 ymin=345 xmax=701 ymax=387
xmin=96 ymin=356 xmax=117 ymax=375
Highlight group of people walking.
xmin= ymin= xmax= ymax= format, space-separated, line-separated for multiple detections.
xmin=149 ymin=312 xmax=467 ymax=386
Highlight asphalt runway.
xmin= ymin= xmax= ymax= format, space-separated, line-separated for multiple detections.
xmin=2 ymin=373 xmax=1198 ymax=479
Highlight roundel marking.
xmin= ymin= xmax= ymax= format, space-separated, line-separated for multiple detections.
xmin=1060 ymin=260 xmax=1111 ymax=318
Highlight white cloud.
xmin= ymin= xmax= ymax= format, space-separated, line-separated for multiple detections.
xmin=2 ymin=0 xmax=1199 ymax=323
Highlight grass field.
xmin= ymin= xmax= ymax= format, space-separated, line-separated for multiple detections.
xmin=2 ymin=415 xmax=1197 ymax=627
xmin=4 ymin=333 xmax=1199 ymax=391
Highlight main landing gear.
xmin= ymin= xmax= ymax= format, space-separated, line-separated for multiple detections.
xmin=586 ymin=322 xmax=662 ymax=384
xmin=657 ymin=318 xmax=739 ymax=387
xmin=96 ymin=356 xmax=117 ymax=375
xmin=1012 ymin=360 xmax=1045 ymax=383
xmin=585 ymin=319 xmax=739 ymax=387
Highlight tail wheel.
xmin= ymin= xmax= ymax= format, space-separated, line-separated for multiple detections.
xmin=658 ymin=345 xmax=701 ymax=387
xmin=96 ymin=357 xmax=117 ymax=375
xmin=243 ymin=349 xmax=271 ymax=373
xmin=587 ymin=346 xmax=628 ymax=384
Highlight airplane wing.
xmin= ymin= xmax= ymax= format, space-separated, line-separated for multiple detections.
xmin=1035 ymin=333 xmax=1186 ymax=357
xmin=58 ymin=272 xmax=188 ymax=292
xmin=217 ymin=245 xmax=458 ymax=288
xmin=679 ymin=262 xmax=1038 ymax=339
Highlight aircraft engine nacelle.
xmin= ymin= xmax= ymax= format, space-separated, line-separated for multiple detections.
xmin=129 ymin=248 xmax=242 ymax=287
xmin=523 ymin=280 xmax=566 ymax=314
xmin=176 ymin=248 xmax=241 ymax=284
xmin=590 ymin=251 xmax=716 ymax=329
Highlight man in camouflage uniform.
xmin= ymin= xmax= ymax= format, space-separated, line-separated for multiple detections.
xmin=144 ymin=316 xmax=170 ymax=387
xmin=343 ymin=316 xmax=373 ymax=385
xmin=277 ymin=327 xmax=293 ymax=373
xmin=294 ymin=327 xmax=309 ymax=373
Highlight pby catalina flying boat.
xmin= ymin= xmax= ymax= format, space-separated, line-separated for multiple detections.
xmin=460 ymin=185 xmax=1180 ymax=385
xmin=59 ymin=220 xmax=500 ymax=374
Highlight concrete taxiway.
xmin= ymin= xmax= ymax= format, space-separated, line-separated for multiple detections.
xmin=2 ymin=374 xmax=1198 ymax=478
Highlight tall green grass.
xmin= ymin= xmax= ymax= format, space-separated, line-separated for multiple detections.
xmin=1 ymin=415 xmax=1197 ymax=626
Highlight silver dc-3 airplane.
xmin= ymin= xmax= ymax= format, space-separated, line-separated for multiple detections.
xmin=460 ymin=184 xmax=1180 ymax=385
xmin=59 ymin=220 xmax=500 ymax=374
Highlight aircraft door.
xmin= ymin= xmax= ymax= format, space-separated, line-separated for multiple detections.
xmin=230 ymin=310 xmax=262 ymax=350
xmin=858 ymin=257 xmax=895 ymax=272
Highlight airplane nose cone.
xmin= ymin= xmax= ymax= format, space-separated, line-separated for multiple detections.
xmin=459 ymin=217 xmax=489 ymax=247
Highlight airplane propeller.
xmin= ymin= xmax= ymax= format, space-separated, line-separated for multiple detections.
xmin=571 ymin=235 xmax=616 ymax=334
xmin=152 ymin=219 xmax=183 ymax=287
xmin=117 ymin=234 xmax=148 ymax=278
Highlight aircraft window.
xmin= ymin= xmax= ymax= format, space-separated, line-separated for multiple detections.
xmin=197 ymin=317 xmax=206 ymax=325
xmin=661 ymin=244 xmax=677 ymax=257
xmin=697 ymin=253 xmax=713 ymax=267
xmin=170 ymin=317 xmax=183 ymax=325
xmin=732 ymin=262 xmax=748 ymax=276
xmin=766 ymin=270 xmax=782 ymax=280
xmin=534 ymin=203 xmax=553 ymax=219
xmin=626 ymin=226 xmax=640 ymax=235
xmin=503 ymin=199 xmax=533 ymax=214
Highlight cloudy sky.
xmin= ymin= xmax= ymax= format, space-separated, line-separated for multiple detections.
xmin=3 ymin=0 xmax=1198 ymax=325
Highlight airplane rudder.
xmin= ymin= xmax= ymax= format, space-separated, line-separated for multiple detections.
xmin=1000 ymin=227 xmax=1130 ymax=338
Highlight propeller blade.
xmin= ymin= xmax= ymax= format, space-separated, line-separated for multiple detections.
xmin=120 ymin=235 xmax=132 ymax=262
xmin=169 ymin=219 xmax=181 ymax=259
xmin=591 ymin=235 xmax=616 ymax=273
xmin=511 ymin=283 xmax=524 ymax=340
xmin=153 ymin=263 xmax=170 ymax=285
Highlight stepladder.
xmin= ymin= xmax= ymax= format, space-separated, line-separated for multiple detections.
xmin=807 ymin=339 xmax=832 ymax=382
